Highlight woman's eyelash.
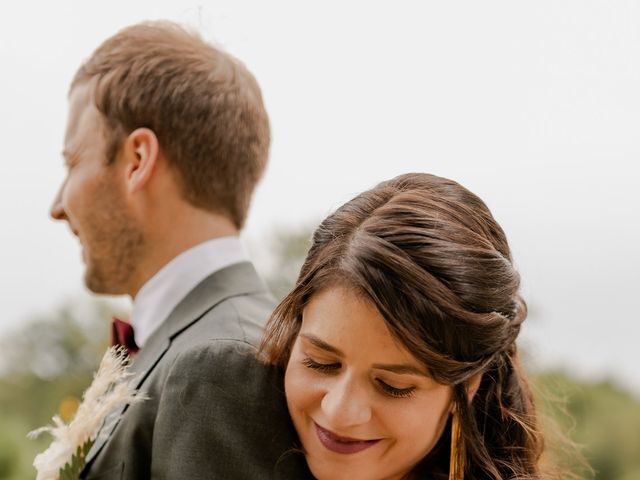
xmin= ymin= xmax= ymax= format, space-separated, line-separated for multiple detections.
xmin=301 ymin=357 xmax=340 ymax=372
xmin=301 ymin=357 xmax=416 ymax=398
xmin=376 ymin=379 xmax=416 ymax=399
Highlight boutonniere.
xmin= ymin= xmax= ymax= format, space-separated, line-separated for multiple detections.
xmin=29 ymin=346 xmax=146 ymax=480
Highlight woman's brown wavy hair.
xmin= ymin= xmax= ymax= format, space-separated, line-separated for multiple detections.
xmin=261 ymin=173 xmax=547 ymax=479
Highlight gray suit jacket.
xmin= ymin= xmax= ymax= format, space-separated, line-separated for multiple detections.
xmin=81 ymin=262 xmax=312 ymax=479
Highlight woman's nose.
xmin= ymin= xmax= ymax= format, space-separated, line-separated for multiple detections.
xmin=320 ymin=375 xmax=372 ymax=430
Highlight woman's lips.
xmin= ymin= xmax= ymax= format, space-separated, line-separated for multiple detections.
xmin=314 ymin=423 xmax=380 ymax=454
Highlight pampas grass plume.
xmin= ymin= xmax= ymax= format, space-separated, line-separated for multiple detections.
xmin=29 ymin=346 xmax=145 ymax=480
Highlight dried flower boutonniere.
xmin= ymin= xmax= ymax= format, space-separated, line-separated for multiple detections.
xmin=29 ymin=346 xmax=145 ymax=480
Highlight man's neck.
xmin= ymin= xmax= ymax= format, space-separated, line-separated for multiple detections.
xmin=127 ymin=212 xmax=238 ymax=297
xmin=130 ymin=236 xmax=248 ymax=346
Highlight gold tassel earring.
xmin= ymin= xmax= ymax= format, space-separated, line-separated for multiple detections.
xmin=449 ymin=411 xmax=464 ymax=480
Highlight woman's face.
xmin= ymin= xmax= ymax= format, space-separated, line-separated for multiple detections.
xmin=285 ymin=285 xmax=453 ymax=480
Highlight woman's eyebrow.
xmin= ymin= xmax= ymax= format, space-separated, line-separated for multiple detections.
xmin=372 ymin=363 xmax=428 ymax=377
xmin=299 ymin=333 xmax=344 ymax=357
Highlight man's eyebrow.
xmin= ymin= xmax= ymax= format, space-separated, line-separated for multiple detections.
xmin=299 ymin=333 xmax=344 ymax=357
xmin=371 ymin=363 xmax=429 ymax=377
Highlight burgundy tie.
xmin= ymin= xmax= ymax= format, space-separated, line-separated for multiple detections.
xmin=111 ymin=318 xmax=140 ymax=355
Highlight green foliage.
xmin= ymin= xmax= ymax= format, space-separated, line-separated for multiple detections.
xmin=261 ymin=225 xmax=314 ymax=300
xmin=59 ymin=438 xmax=95 ymax=480
xmin=0 ymin=419 xmax=22 ymax=479
xmin=535 ymin=372 xmax=640 ymax=479
xmin=0 ymin=297 xmax=121 ymax=480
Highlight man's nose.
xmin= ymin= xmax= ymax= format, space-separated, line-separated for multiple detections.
xmin=320 ymin=375 xmax=372 ymax=430
xmin=50 ymin=184 xmax=67 ymax=221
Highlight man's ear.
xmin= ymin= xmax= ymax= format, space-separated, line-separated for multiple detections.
xmin=122 ymin=128 xmax=160 ymax=194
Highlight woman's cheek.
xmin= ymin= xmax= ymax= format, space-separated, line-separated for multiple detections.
xmin=286 ymin=361 xmax=310 ymax=402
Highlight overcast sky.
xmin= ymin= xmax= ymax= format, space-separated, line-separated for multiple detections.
xmin=1 ymin=1 xmax=638 ymax=393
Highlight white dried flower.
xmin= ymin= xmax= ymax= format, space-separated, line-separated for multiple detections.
xmin=29 ymin=346 xmax=145 ymax=480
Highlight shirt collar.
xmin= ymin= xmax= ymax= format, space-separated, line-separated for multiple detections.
xmin=131 ymin=236 xmax=248 ymax=347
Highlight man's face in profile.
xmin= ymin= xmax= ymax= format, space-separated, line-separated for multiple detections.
xmin=50 ymin=82 xmax=142 ymax=295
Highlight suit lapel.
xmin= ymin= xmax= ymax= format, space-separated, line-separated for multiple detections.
xmin=82 ymin=262 xmax=268 ymax=470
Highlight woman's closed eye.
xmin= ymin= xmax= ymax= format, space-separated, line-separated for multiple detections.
xmin=376 ymin=379 xmax=416 ymax=399
xmin=301 ymin=357 xmax=341 ymax=373
xmin=302 ymin=356 xmax=417 ymax=399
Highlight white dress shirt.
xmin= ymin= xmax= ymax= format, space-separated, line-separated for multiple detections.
xmin=131 ymin=236 xmax=248 ymax=347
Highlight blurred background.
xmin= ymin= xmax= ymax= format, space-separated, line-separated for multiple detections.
xmin=1 ymin=1 xmax=639 ymax=479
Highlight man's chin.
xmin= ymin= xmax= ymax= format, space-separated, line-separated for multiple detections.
xmin=84 ymin=270 xmax=127 ymax=296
